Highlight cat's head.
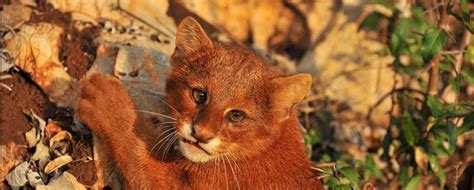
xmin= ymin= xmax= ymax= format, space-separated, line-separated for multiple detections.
xmin=166 ymin=17 xmax=311 ymax=163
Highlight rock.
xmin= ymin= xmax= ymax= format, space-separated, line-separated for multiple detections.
xmin=47 ymin=0 xmax=177 ymax=38
xmin=296 ymin=1 xmax=395 ymax=126
xmin=179 ymin=0 xmax=309 ymax=53
xmin=180 ymin=0 xmax=250 ymax=41
xmin=1 ymin=3 xmax=32 ymax=31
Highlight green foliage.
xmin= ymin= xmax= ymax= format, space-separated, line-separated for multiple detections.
xmin=315 ymin=0 xmax=474 ymax=188
xmin=401 ymin=111 xmax=420 ymax=146
xmin=406 ymin=175 xmax=421 ymax=190
xmin=318 ymin=161 xmax=361 ymax=190
xmin=449 ymin=0 xmax=474 ymax=33
xmin=421 ymin=29 xmax=447 ymax=62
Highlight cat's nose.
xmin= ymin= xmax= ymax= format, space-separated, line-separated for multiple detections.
xmin=190 ymin=125 xmax=215 ymax=143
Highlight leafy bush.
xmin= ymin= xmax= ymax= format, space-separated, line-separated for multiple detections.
xmin=308 ymin=0 xmax=474 ymax=189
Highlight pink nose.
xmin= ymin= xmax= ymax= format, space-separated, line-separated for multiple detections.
xmin=190 ymin=125 xmax=215 ymax=143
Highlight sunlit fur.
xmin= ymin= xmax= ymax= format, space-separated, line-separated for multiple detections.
xmin=78 ymin=17 xmax=323 ymax=189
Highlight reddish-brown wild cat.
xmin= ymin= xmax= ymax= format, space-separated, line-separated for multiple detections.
xmin=77 ymin=17 xmax=323 ymax=189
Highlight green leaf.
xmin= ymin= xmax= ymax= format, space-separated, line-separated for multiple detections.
xmin=336 ymin=161 xmax=350 ymax=170
xmin=428 ymin=154 xmax=441 ymax=173
xmin=406 ymin=175 xmax=421 ymax=190
xmin=360 ymin=13 xmax=384 ymax=29
xmin=461 ymin=69 xmax=474 ymax=84
xmin=402 ymin=112 xmax=420 ymax=146
xmin=323 ymin=177 xmax=339 ymax=188
xmin=340 ymin=167 xmax=360 ymax=188
xmin=460 ymin=0 xmax=469 ymax=13
xmin=421 ymin=29 xmax=447 ymax=62
xmin=446 ymin=122 xmax=457 ymax=155
xmin=427 ymin=96 xmax=444 ymax=118
xmin=453 ymin=112 xmax=474 ymax=137
xmin=364 ymin=155 xmax=382 ymax=181
xmin=449 ymin=76 xmax=461 ymax=95
xmin=382 ymin=131 xmax=392 ymax=158
xmin=427 ymin=118 xmax=443 ymax=132
xmin=373 ymin=0 xmax=396 ymax=10
xmin=400 ymin=166 xmax=410 ymax=186
xmin=437 ymin=169 xmax=447 ymax=187
xmin=334 ymin=184 xmax=352 ymax=190
xmin=428 ymin=154 xmax=446 ymax=187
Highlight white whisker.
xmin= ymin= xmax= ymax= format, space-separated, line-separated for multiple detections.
xmin=229 ymin=152 xmax=243 ymax=175
xmin=223 ymin=155 xmax=229 ymax=190
xmin=151 ymin=131 xmax=176 ymax=153
xmin=225 ymin=154 xmax=240 ymax=190
xmin=162 ymin=134 xmax=178 ymax=160
xmin=144 ymin=89 xmax=167 ymax=96
xmin=150 ymin=126 xmax=176 ymax=149
xmin=129 ymin=109 xmax=177 ymax=121
xmin=140 ymin=93 xmax=184 ymax=119
xmin=159 ymin=121 xmax=178 ymax=125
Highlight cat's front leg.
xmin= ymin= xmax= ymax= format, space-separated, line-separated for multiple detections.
xmin=77 ymin=74 xmax=182 ymax=189
xmin=77 ymin=74 xmax=136 ymax=134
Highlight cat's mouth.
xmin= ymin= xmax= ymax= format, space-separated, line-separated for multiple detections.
xmin=180 ymin=138 xmax=212 ymax=155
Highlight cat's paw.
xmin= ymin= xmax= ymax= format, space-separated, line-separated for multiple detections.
xmin=77 ymin=74 xmax=137 ymax=134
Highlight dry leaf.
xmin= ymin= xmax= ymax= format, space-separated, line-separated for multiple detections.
xmin=6 ymin=161 xmax=30 ymax=188
xmin=49 ymin=131 xmax=73 ymax=156
xmin=5 ymin=23 xmax=80 ymax=107
xmin=44 ymin=155 xmax=73 ymax=174
xmin=415 ymin=147 xmax=428 ymax=173
xmin=25 ymin=127 xmax=38 ymax=148
xmin=23 ymin=110 xmax=46 ymax=147
xmin=45 ymin=122 xmax=63 ymax=140
xmin=1 ymin=50 xmax=15 ymax=73
xmin=36 ymin=172 xmax=87 ymax=190
xmin=26 ymin=171 xmax=45 ymax=187
xmin=31 ymin=142 xmax=51 ymax=169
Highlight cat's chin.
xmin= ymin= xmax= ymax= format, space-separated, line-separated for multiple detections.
xmin=179 ymin=140 xmax=215 ymax=163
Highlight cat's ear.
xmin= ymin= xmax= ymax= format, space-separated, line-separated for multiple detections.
xmin=270 ymin=74 xmax=312 ymax=122
xmin=171 ymin=17 xmax=213 ymax=66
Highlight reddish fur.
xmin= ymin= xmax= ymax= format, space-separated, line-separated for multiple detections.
xmin=77 ymin=17 xmax=323 ymax=189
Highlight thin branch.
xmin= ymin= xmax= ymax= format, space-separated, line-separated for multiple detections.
xmin=367 ymin=87 xmax=427 ymax=121
xmin=427 ymin=0 xmax=450 ymax=97
xmin=441 ymin=29 xmax=472 ymax=102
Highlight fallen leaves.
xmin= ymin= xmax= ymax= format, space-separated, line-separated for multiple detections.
xmin=44 ymin=155 xmax=73 ymax=174
xmin=6 ymin=110 xmax=86 ymax=188
xmin=37 ymin=172 xmax=87 ymax=190
xmin=23 ymin=110 xmax=46 ymax=148
xmin=6 ymin=162 xmax=31 ymax=188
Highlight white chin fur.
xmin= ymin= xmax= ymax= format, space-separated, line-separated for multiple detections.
xmin=179 ymin=141 xmax=214 ymax=162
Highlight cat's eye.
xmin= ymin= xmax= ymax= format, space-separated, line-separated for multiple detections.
xmin=228 ymin=110 xmax=246 ymax=123
xmin=192 ymin=88 xmax=207 ymax=105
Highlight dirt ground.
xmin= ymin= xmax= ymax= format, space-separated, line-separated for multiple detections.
xmin=1 ymin=2 xmax=99 ymax=186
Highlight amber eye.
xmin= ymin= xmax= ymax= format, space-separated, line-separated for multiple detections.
xmin=229 ymin=110 xmax=246 ymax=123
xmin=192 ymin=88 xmax=207 ymax=105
